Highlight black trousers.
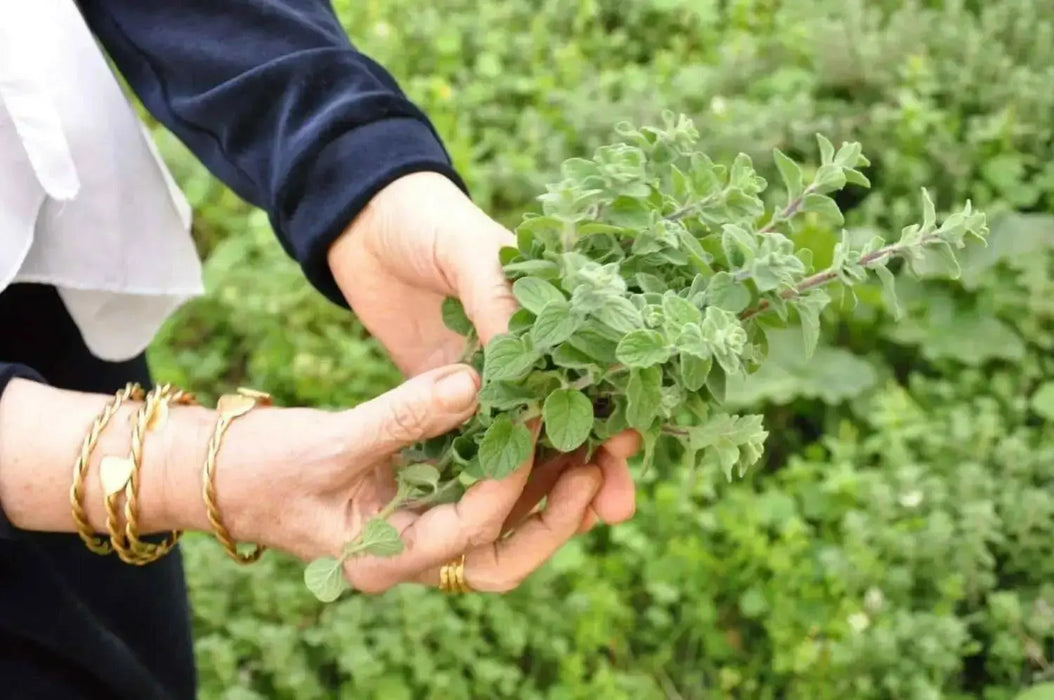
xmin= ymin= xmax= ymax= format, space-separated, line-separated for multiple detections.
xmin=0 ymin=284 xmax=196 ymax=699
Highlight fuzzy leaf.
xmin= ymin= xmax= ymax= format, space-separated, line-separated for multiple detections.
xmin=441 ymin=297 xmax=474 ymax=336
xmin=483 ymin=335 xmax=539 ymax=381
xmin=802 ymin=193 xmax=844 ymax=226
xmin=479 ymin=415 xmax=533 ymax=479
xmin=773 ymin=148 xmax=804 ymax=201
xmin=626 ymin=367 xmax=663 ymax=430
xmin=532 ymin=300 xmax=579 ymax=348
xmin=543 ymin=389 xmax=594 ymax=451
xmin=616 ymin=329 xmax=671 ymax=368
xmin=513 ymin=277 xmax=566 ymax=314
xmin=705 ymin=272 xmax=751 ymax=313
xmin=796 ymin=288 xmax=830 ymax=360
xmin=304 ymin=557 xmax=347 ymax=602
xmin=874 ymin=264 xmax=902 ymax=319
xmin=593 ymin=295 xmax=643 ymax=333
xmin=398 ymin=463 xmax=441 ymax=490
xmin=680 ymin=353 xmax=711 ymax=392
xmin=361 ymin=518 xmax=405 ymax=557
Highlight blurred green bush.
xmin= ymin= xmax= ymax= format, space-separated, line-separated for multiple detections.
xmin=143 ymin=1 xmax=1054 ymax=697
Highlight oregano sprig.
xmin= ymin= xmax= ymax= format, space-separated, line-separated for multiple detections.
xmin=304 ymin=111 xmax=989 ymax=602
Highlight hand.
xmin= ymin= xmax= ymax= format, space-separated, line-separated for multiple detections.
xmin=327 ymin=171 xmax=638 ymax=526
xmin=208 ymin=364 xmax=606 ymax=593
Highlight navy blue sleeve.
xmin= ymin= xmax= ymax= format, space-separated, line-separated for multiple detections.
xmin=74 ymin=0 xmax=468 ymax=307
xmin=0 ymin=363 xmax=48 ymax=539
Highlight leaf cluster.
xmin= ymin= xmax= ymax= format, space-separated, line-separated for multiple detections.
xmin=305 ymin=112 xmax=988 ymax=601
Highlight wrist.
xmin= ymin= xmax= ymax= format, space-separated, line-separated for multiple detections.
xmin=152 ymin=403 xmax=214 ymax=534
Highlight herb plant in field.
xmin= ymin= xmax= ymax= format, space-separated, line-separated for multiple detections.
xmin=304 ymin=112 xmax=988 ymax=602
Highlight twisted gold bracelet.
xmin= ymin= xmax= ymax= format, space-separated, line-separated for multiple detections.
xmin=201 ymin=387 xmax=272 ymax=564
xmin=101 ymin=383 xmax=196 ymax=565
xmin=69 ymin=382 xmax=144 ymax=555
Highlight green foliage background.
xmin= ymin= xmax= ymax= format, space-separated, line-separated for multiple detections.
xmin=143 ymin=1 xmax=1054 ymax=697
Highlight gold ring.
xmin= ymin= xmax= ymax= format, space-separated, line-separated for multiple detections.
xmin=439 ymin=554 xmax=471 ymax=593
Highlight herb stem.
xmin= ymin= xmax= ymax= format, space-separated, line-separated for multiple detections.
xmin=665 ymin=191 xmax=723 ymax=221
xmin=738 ymin=240 xmax=912 ymax=321
xmin=759 ymin=184 xmax=816 ymax=234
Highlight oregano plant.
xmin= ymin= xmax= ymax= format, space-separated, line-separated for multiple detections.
xmin=304 ymin=111 xmax=989 ymax=602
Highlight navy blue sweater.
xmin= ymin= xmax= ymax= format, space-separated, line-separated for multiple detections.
xmin=0 ymin=0 xmax=465 ymax=444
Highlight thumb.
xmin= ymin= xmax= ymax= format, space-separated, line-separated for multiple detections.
xmin=445 ymin=226 xmax=520 ymax=346
xmin=351 ymin=364 xmax=480 ymax=455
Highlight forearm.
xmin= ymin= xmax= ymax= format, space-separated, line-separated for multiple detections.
xmin=0 ymin=377 xmax=214 ymax=536
xmin=76 ymin=0 xmax=467 ymax=307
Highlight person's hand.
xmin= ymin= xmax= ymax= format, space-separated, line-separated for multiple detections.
xmin=327 ymin=171 xmax=638 ymax=526
xmin=203 ymin=364 xmax=607 ymax=593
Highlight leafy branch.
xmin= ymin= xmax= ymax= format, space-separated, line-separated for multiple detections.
xmin=303 ymin=111 xmax=989 ymax=602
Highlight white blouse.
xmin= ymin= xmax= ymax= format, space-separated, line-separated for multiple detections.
xmin=0 ymin=0 xmax=203 ymax=362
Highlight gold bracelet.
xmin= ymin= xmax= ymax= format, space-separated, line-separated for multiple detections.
xmin=201 ymin=387 xmax=272 ymax=564
xmin=70 ymin=383 xmax=145 ymax=555
xmin=101 ymin=383 xmax=196 ymax=565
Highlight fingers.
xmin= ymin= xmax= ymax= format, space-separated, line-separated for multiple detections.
xmin=348 ymin=364 xmax=480 ymax=456
xmin=603 ymin=430 xmax=642 ymax=459
xmin=343 ymin=421 xmax=541 ymax=593
xmin=438 ymin=222 xmax=519 ymax=346
xmin=578 ymin=507 xmax=599 ymax=534
xmin=503 ymin=429 xmax=640 ymax=532
xmin=501 ymin=449 xmax=581 ymax=532
xmin=591 ymin=446 xmax=636 ymax=524
xmin=417 ymin=463 xmax=602 ymax=592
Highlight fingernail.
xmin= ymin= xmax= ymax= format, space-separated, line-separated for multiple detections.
xmin=435 ymin=368 xmax=479 ymax=411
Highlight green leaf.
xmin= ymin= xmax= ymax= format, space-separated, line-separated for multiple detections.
xmin=503 ymin=259 xmax=561 ymax=279
xmin=592 ymin=295 xmax=643 ymax=333
xmin=483 ymin=334 xmax=539 ymax=381
xmin=552 ymin=343 xmax=600 ymax=369
xmin=531 ymin=300 xmax=579 ymax=348
xmin=773 ymin=148 xmax=803 ymax=200
xmin=499 ymin=245 xmax=520 ymax=266
xmin=687 ymin=413 xmax=767 ymax=480
xmin=661 ymin=291 xmax=702 ymax=328
xmin=816 ymin=133 xmax=835 ymax=164
xmin=636 ymin=272 xmax=667 ymax=294
xmin=705 ymin=271 xmax=751 ymax=313
xmin=478 ymin=380 xmax=536 ymax=410
xmin=626 ymin=367 xmax=663 ymax=430
xmin=707 ymin=363 xmax=727 ymax=403
xmin=873 ymin=264 xmax=902 ymax=319
xmin=680 ymin=353 xmax=711 ymax=392
xmin=796 ymin=288 xmax=830 ymax=360
xmin=479 ymin=415 xmax=533 ymax=479
xmin=616 ymin=329 xmax=671 ymax=368
xmin=925 ymin=240 xmax=962 ymax=279
xmin=361 ymin=518 xmax=405 ymax=557
xmin=801 ymin=193 xmax=844 ymax=226
xmin=675 ymin=323 xmax=710 ymax=359
xmin=568 ymin=327 xmax=619 ymax=363
xmin=398 ymin=463 xmax=440 ymax=490
xmin=920 ymin=187 xmax=937 ymax=231
xmin=607 ymin=195 xmax=652 ymax=228
xmin=1031 ymin=382 xmax=1054 ymax=421
xmin=304 ymin=557 xmax=347 ymax=602
xmin=513 ymin=277 xmax=566 ymax=315
xmin=812 ymin=164 xmax=846 ymax=193
xmin=441 ymin=297 xmax=474 ymax=337
xmin=542 ymin=389 xmax=594 ymax=451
